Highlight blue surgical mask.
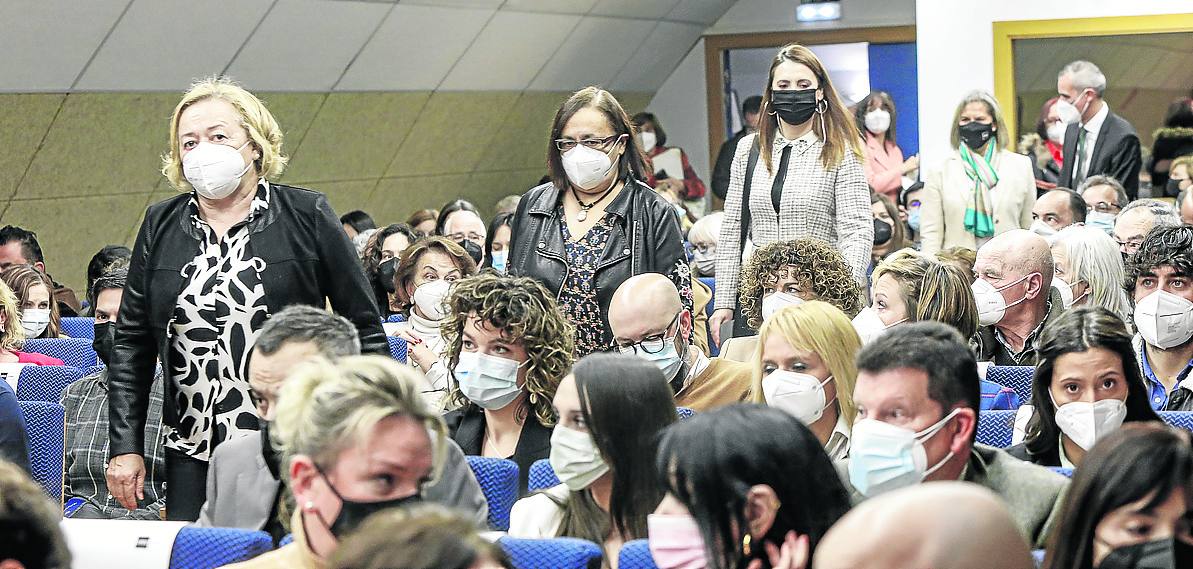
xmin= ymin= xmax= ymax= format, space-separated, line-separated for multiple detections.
xmin=489 ymin=250 xmax=508 ymax=273
xmin=907 ymin=208 xmax=921 ymax=232
xmin=1086 ymin=211 xmax=1115 ymax=234
xmin=848 ymin=409 xmax=960 ymax=496
xmin=618 ymin=314 xmax=685 ymax=380
xmin=454 ymin=351 xmax=526 ymax=410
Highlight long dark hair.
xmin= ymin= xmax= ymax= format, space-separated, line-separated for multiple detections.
xmin=657 ymin=404 xmax=850 ymax=569
xmin=482 ymin=212 xmax=514 ymax=270
xmin=556 ymin=353 xmax=678 ymax=543
xmin=854 ymin=91 xmax=897 ymax=142
xmin=1025 ymin=306 xmax=1161 ymax=460
xmin=546 ymin=86 xmax=647 ymax=193
xmin=362 ymin=223 xmax=419 ymax=312
xmin=1043 ymin=423 xmax=1193 ymax=569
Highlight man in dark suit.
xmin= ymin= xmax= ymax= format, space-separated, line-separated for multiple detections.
xmin=711 ymin=95 xmax=762 ymax=201
xmin=1055 ymin=60 xmax=1142 ymax=200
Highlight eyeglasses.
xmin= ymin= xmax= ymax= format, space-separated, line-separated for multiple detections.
xmin=617 ymin=312 xmax=680 ymax=355
xmin=554 ymin=134 xmax=623 ymax=152
xmin=1116 ymin=238 xmax=1144 ymax=254
xmin=1090 ymin=201 xmax=1120 ymax=214
xmin=449 ymin=232 xmax=484 ymax=242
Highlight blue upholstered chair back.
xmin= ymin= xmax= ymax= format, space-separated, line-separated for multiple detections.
xmin=985 ymin=365 xmax=1034 ymax=403
xmin=18 ymin=400 xmax=64 ymax=498
xmin=170 ymin=526 xmax=272 ymax=569
xmin=618 ymin=539 xmax=659 ymax=569
xmin=975 ymin=409 xmax=1017 ymax=448
xmin=465 ymin=456 xmax=518 ymax=531
xmin=59 ymin=317 xmax=96 ymax=340
xmin=499 ymin=536 xmax=603 ymax=569
xmin=23 ymin=338 xmax=99 ymax=368
xmin=15 ymin=365 xmax=83 ymax=403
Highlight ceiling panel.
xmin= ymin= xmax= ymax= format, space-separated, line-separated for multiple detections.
xmin=75 ymin=0 xmax=273 ymax=91
xmin=440 ymin=11 xmax=581 ymax=91
xmin=609 ymin=21 xmax=703 ymax=92
xmin=665 ymin=0 xmax=736 ymax=25
xmin=0 ymin=0 xmax=129 ymax=92
xmin=337 ymin=4 xmax=494 ymax=91
xmin=503 ymin=0 xmax=598 ymax=14
xmin=590 ymin=0 xmax=682 ymax=20
xmin=225 ymin=0 xmax=390 ymax=91
xmin=529 ymin=16 xmax=656 ymax=91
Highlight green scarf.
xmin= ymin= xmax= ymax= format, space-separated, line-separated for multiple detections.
xmin=959 ymin=142 xmax=999 ymax=238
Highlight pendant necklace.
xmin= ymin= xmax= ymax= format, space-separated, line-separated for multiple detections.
xmin=572 ymin=180 xmax=618 ymax=222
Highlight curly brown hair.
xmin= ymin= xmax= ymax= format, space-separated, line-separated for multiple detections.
xmin=739 ymin=238 xmax=862 ymax=328
xmin=442 ymin=273 xmax=574 ymax=426
xmin=392 ymin=237 xmax=477 ymax=314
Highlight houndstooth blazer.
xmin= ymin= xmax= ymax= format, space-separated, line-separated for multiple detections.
xmin=714 ymin=131 xmax=873 ymax=311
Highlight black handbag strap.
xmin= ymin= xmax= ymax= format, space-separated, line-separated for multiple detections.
xmin=739 ymin=141 xmax=760 ymax=255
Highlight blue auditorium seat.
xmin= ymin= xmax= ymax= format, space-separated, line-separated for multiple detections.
xmin=59 ymin=317 xmax=96 ymax=340
xmin=619 ymin=539 xmax=659 ymax=569
xmin=527 ymin=458 xmax=560 ymax=493
xmin=1160 ymin=411 xmax=1193 ymax=433
xmin=23 ymin=338 xmax=98 ymax=368
xmin=499 ymin=536 xmax=603 ymax=569
xmin=465 ymin=456 xmax=518 ymax=531
xmin=387 ymin=336 xmax=408 ymax=363
xmin=976 ymin=409 xmax=1017 ymax=448
xmin=18 ymin=400 xmax=64 ymax=498
xmin=985 ymin=365 xmax=1034 ymax=403
xmin=15 ymin=365 xmax=83 ymax=403
xmin=677 ymin=407 xmax=694 ymax=420
xmin=386 ymin=314 xmax=407 ymax=323
xmin=169 ymin=526 xmax=272 ymax=569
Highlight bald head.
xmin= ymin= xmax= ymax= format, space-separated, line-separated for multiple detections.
xmin=608 ymin=273 xmax=686 ymax=346
xmin=978 ymin=229 xmax=1054 ymax=285
xmin=815 ymin=482 xmax=1033 ymax=569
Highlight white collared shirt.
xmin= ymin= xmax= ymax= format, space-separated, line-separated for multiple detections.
xmin=680 ymin=347 xmax=712 ymax=395
xmin=1076 ymin=102 xmax=1110 ymax=180
xmin=825 ymin=413 xmax=851 ymax=461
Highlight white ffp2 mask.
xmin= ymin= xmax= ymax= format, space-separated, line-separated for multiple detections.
xmin=1133 ymin=289 xmax=1193 ymax=349
xmin=1054 ymin=398 xmax=1126 ymax=451
xmin=183 ymin=140 xmax=252 ymax=200
xmin=561 ymin=142 xmax=618 ymax=191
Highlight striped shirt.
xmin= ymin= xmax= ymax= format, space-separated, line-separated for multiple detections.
xmin=714 ymin=131 xmax=872 ymax=311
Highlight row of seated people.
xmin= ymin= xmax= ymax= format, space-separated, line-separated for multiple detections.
xmin=5 ymin=311 xmax=1190 ymax=568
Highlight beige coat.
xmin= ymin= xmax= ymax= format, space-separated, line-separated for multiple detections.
xmin=919 ymin=149 xmax=1036 ymax=254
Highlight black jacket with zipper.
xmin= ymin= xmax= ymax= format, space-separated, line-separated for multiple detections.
xmin=108 ymin=184 xmax=387 ymax=458
xmin=507 ymin=179 xmax=690 ymax=351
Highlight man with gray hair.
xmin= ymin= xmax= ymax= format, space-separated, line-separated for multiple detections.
xmin=196 ymin=305 xmax=487 ymax=539
xmin=1056 ymin=60 xmax=1141 ymax=199
xmin=1113 ymin=199 xmax=1181 ymax=257
xmin=1078 ymin=174 xmax=1128 ymax=234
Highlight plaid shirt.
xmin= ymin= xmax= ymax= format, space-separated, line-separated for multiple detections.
xmin=61 ymin=368 xmax=166 ymax=519
xmin=715 ymin=131 xmax=873 ymax=310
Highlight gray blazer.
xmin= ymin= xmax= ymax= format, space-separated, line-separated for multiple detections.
xmin=196 ymin=433 xmax=489 ymax=528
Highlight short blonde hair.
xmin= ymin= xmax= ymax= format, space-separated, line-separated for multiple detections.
xmin=687 ymin=211 xmax=723 ymax=245
xmin=949 ymin=90 xmax=1010 ymax=151
xmin=1171 ymin=154 xmax=1193 ymax=177
xmin=272 ymin=356 xmax=447 ymax=484
xmin=873 ymin=249 xmax=979 ymax=339
xmin=162 ymin=76 xmax=288 ymax=192
xmin=749 ymin=301 xmax=860 ymax=427
xmin=0 ymin=280 xmax=25 ymax=352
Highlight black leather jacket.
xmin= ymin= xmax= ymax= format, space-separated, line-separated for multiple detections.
xmin=508 ymin=179 xmax=691 ymax=350
xmin=108 ymin=184 xmax=387 ymax=458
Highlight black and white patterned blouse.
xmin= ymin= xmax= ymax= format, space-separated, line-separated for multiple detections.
xmin=166 ymin=182 xmax=271 ymax=460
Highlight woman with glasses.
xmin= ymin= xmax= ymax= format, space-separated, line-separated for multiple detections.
xmin=507 ymin=86 xmax=690 ymax=358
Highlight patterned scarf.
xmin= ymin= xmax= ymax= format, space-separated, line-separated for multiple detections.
xmin=959 ymin=143 xmax=999 ymax=238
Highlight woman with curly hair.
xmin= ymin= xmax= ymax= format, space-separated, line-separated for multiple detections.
xmin=441 ymin=273 xmax=575 ymax=494
xmin=720 ymin=238 xmax=862 ymax=362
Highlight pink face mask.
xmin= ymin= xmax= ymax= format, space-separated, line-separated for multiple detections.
xmin=648 ymin=514 xmax=708 ymax=569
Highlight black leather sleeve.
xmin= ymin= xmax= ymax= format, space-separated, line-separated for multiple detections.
xmin=108 ymin=210 xmax=161 ymax=458
xmin=313 ymin=195 xmax=388 ymax=355
xmin=1107 ymin=133 xmax=1142 ymax=200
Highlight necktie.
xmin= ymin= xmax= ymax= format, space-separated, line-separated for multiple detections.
xmin=771 ymin=145 xmax=792 ymax=214
xmin=1071 ymin=127 xmax=1088 ymax=185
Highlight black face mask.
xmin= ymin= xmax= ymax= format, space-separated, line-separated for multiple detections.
xmin=958 ymin=122 xmax=995 ymax=150
xmin=770 ymin=89 xmax=818 ymax=127
xmin=1166 ymin=178 xmax=1183 ymax=197
xmin=260 ymin=422 xmax=281 ymax=480
xmin=377 ymin=258 xmax=398 ymax=294
xmin=873 ymin=218 xmax=893 ymax=246
xmin=314 ymin=466 xmax=422 ymax=539
xmin=1098 ymin=537 xmax=1176 ymax=569
xmin=93 ymin=322 xmax=115 ymax=367
xmin=458 ymin=240 xmax=484 ymax=265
